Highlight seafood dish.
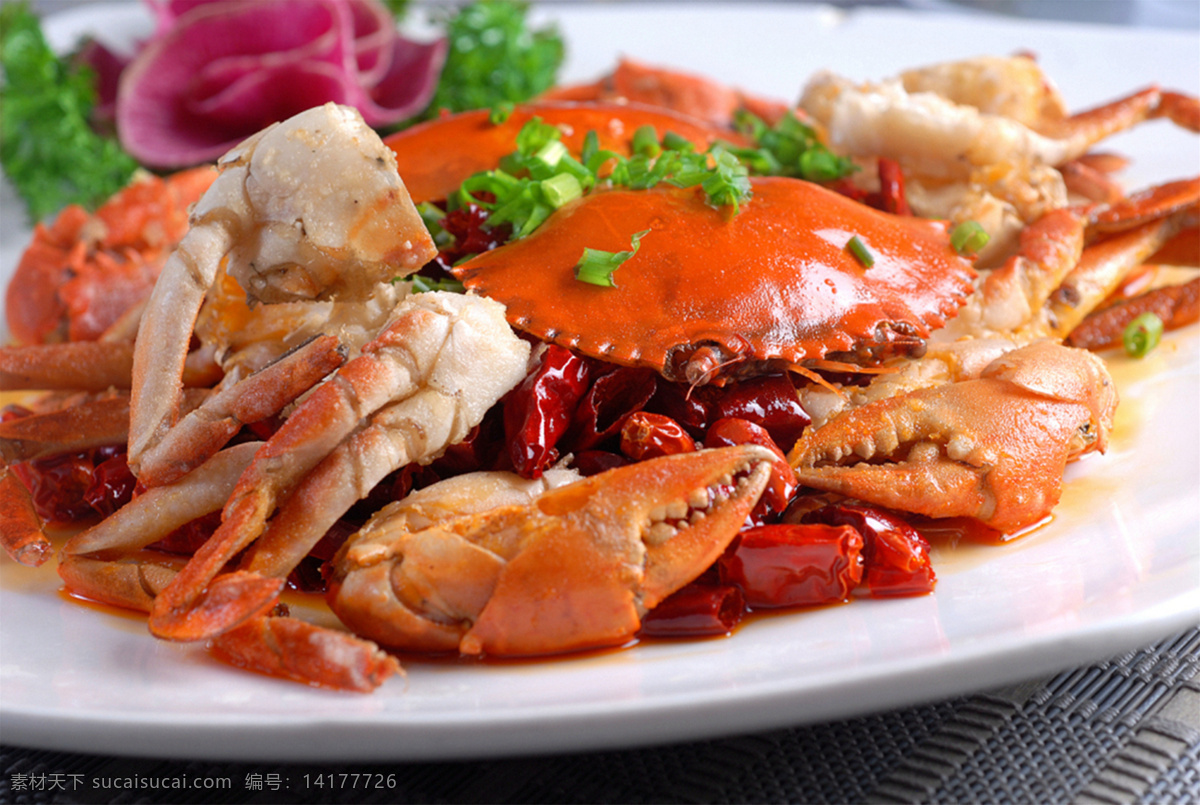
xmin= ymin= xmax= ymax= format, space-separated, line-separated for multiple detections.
xmin=1 ymin=5 xmax=1197 ymax=707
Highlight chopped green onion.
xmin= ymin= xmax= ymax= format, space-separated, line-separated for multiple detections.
xmin=632 ymin=125 xmax=662 ymax=157
xmin=575 ymin=229 xmax=650 ymax=288
xmin=1122 ymin=312 xmax=1163 ymax=358
xmin=410 ymin=274 xmax=466 ymax=294
xmin=661 ymin=131 xmax=692 ymax=152
xmin=533 ymin=139 xmax=568 ymax=169
xmin=728 ymin=109 xmax=856 ymax=184
xmin=847 ymin=235 xmax=875 ymax=268
xmin=489 ymin=101 xmax=515 ymax=124
xmin=515 ymin=116 xmax=562 ymax=155
xmin=950 ymin=220 xmax=991 ymax=255
xmin=416 ymin=201 xmax=452 ymax=248
xmin=541 ymin=172 xmax=583 ymax=208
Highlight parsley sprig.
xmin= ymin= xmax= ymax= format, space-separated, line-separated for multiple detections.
xmin=427 ymin=0 xmax=564 ymax=115
xmin=0 ymin=2 xmax=139 ymax=222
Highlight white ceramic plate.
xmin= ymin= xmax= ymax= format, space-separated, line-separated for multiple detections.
xmin=1 ymin=3 xmax=1197 ymax=762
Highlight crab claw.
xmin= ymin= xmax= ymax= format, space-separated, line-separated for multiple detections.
xmin=788 ymin=341 xmax=1117 ymax=535
xmin=327 ymin=445 xmax=776 ymax=656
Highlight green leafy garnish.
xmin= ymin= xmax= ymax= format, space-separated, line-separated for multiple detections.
xmin=379 ymin=0 xmax=412 ymax=20
xmin=575 ymin=229 xmax=650 ymax=288
xmin=729 ymin=110 xmax=857 ymax=183
xmin=1122 ymin=312 xmax=1163 ymax=358
xmin=0 ymin=2 xmax=139 ymax=222
xmin=950 ymin=220 xmax=991 ymax=256
xmin=410 ymin=274 xmax=466 ymax=294
xmin=847 ymin=235 xmax=875 ymax=268
xmin=427 ymin=0 xmax=564 ymax=115
xmin=453 ymin=118 xmax=753 ymax=245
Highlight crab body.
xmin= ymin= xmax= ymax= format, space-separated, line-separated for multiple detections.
xmin=452 ymin=176 xmax=977 ymax=384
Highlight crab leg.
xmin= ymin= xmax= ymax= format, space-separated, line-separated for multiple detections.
xmin=1 ymin=342 xmax=138 ymax=391
xmin=1041 ymin=87 xmax=1200 ymax=153
xmin=209 ymin=616 xmax=401 ymax=693
xmin=62 ymin=442 xmax=260 ymax=560
xmin=0 ymin=465 xmax=50 ymax=567
xmin=129 ymin=103 xmax=436 ymax=478
xmin=328 ymin=445 xmax=776 ymax=656
xmin=58 ymin=555 xmax=181 ymax=612
xmin=1044 ymin=203 xmax=1199 ymax=338
xmin=135 ymin=335 xmax=347 ymax=488
xmin=1067 ymin=277 xmax=1200 ymax=351
xmin=147 ymin=293 xmax=530 ymax=642
xmin=0 ymin=396 xmax=130 ymax=463
xmin=0 ymin=340 xmax=223 ymax=392
xmin=57 ymin=555 xmax=400 ymax=692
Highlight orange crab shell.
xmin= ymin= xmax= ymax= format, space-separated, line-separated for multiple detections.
xmin=383 ymin=101 xmax=749 ymax=205
xmin=451 ymin=176 xmax=977 ymax=382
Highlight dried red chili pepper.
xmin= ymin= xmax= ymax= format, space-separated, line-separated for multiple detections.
xmin=719 ymin=523 xmax=863 ymax=608
xmin=12 ymin=451 xmax=100 ymax=525
xmin=620 ymin=411 xmax=696 ymax=461
xmin=804 ymin=503 xmax=935 ymax=597
xmin=829 ymin=158 xmax=911 ymax=217
xmin=639 ymin=583 xmax=745 ymax=638
xmin=570 ymin=450 xmax=629 ymax=477
xmin=83 ymin=448 xmax=136 ymax=518
xmin=647 ymin=374 xmax=809 ymax=451
xmin=503 ymin=345 xmax=591 ymax=479
xmin=704 ymin=417 xmax=797 ymax=524
xmin=563 ymin=366 xmax=658 ymax=453
xmin=707 ymin=375 xmax=810 ymax=453
xmin=876 ymin=158 xmax=911 ymax=216
xmin=434 ymin=200 xmax=512 ymax=269
xmin=149 ymin=510 xmax=221 ymax=555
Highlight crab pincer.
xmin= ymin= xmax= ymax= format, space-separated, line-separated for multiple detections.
xmin=327 ymin=445 xmax=776 ymax=656
xmin=789 ymin=341 xmax=1118 ymax=535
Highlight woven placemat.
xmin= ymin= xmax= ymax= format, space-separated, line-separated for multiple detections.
xmin=3 ymin=626 xmax=1197 ymax=804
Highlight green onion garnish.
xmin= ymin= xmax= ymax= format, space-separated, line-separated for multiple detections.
xmin=489 ymin=101 xmax=515 ymax=125
xmin=541 ymin=173 xmax=583 ymax=208
xmin=847 ymin=235 xmax=874 ymax=268
xmin=1122 ymin=312 xmax=1164 ymax=358
xmin=575 ymin=229 xmax=650 ymax=288
xmin=950 ymin=220 xmax=990 ymax=255
xmin=632 ymin=125 xmax=662 ymax=157
xmin=661 ymin=131 xmax=693 ymax=152
xmin=728 ymin=109 xmax=856 ymax=184
xmin=410 ymin=275 xmax=466 ymax=294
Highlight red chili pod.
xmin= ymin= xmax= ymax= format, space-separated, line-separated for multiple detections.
xmin=645 ymin=380 xmax=711 ymax=437
xmin=804 ymin=503 xmax=936 ymax=597
xmin=719 ymin=523 xmax=863 ymax=608
xmin=708 ymin=374 xmax=810 ymax=453
xmin=563 ymin=366 xmax=658 ymax=453
xmin=434 ymin=200 xmax=512 ymax=269
xmin=149 ymin=510 xmax=222 ymax=555
xmin=83 ymin=448 xmax=136 ymax=518
xmin=639 ymin=583 xmax=746 ymax=638
xmin=876 ymin=157 xmax=911 ymax=216
xmin=503 ymin=345 xmax=591 ymax=479
xmin=11 ymin=451 xmax=102 ymax=525
xmin=620 ymin=411 xmax=697 ymax=461
xmin=570 ymin=450 xmax=629 ymax=477
xmin=704 ymin=417 xmax=797 ymax=523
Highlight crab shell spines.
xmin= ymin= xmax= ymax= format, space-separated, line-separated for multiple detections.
xmin=452 ymin=177 xmax=977 ymax=382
